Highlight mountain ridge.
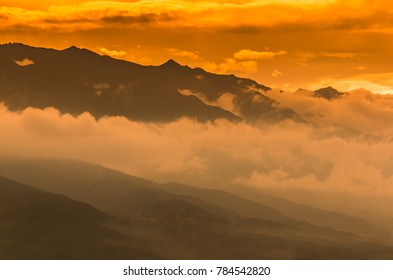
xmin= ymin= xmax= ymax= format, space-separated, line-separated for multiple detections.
xmin=0 ymin=43 xmax=296 ymax=123
xmin=0 ymin=156 xmax=385 ymax=238
xmin=1 ymin=157 xmax=393 ymax=259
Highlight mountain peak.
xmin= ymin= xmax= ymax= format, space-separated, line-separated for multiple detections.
xmin=321 ymin=86 xmax=336 ymax=91
xmin=62 ymin=45 xmax=81 ymax=52
xmin=161 ymin=59 xmax=181 ymax=67
xmin=61 ymin=45 xmax=101 ymax=59
xmin=295 ymin=88 xmax=308 ymax=93
xmin=314 ymin=86 xmax=345 ymax=100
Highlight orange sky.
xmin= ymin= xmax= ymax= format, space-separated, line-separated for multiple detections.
xmin=1 ymin=0 xmax=393 ymax=93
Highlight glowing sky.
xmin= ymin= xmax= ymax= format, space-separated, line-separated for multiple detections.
xmin=1 ymin=0 xmax=393 ymax=93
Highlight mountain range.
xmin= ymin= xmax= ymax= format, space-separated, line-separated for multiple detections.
xmin=0 ymin=43 xmax=342 ymax=123
xmin=0 ymin=43 xmax=391 ymax=259
xmin=0 ymin=157 xmax=392 ymax=259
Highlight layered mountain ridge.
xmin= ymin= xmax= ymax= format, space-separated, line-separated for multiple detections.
xmin=0 ymin=157 xmax=392 ymax=259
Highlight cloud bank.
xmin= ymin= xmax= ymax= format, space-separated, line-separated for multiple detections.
xmin=1 ymin=0 xmax=393 ymax=32
xmin=1 ymin=92 xmax=393 ymax=198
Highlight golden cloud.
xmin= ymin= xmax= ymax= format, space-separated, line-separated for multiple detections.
xmin=3 ymin=95 xmax=393 ymax=197
xmin=272 ymin=69 xmax=283 ymax=77
xmin=1 ymin=0 xmax=392 ymax=33
xmin=293 ymin=51 xmax=358 ymax=64
xmin=211 ymin=58 xmax=259 ymax=74
xmin=97 ymin=47 xmax=127 ymax=57
xmin=165 ymin=48 xmax=200 ymax=61
xmin=14 ymin=58 xmax=35 ymax=66
xmin=234 ymin=49 xmax=287 ymax=60
xmin=320 ymin=52 xmax=356 ymax=59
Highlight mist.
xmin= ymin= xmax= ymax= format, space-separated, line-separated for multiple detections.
xmin=1 ymin=91 xmax=393 ymax=201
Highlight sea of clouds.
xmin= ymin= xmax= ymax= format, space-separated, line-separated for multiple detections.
xmin=1 ymin=89 xmax=393 ymax=201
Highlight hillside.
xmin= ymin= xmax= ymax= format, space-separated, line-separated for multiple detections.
xmin=1 ymin=157 xmax=393 ymax=259
xmin=0 ymin=176 xmax=159 ymax=259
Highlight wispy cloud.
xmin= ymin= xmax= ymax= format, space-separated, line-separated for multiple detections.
xmin=272 ymin=69 xmax=283 ymax=77
xmin=234 ymin=49 xmax=287 ymax=60
xmin=166 ymin=48 xmax=200 ymax=61
xmin=97 ymin=47 xmax=126 ymax=58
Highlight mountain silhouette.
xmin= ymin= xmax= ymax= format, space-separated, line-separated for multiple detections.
xmin=0 ymin=175 xmax=160 ymax=259
xmin=0 ymin=157 xmax=383 ymax=237
xmin=0 ymin=43 xmax=296 ymax=122
xmin=314 ymin=86 xmax=346 ymax=100
xmin=1 ymin=156 xmax=393 ymax=259
xmin=295 ymin=87 xmax=346 ymax=100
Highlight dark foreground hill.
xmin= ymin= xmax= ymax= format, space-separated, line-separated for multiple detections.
xmin=0 ymin=176 xmax=159 ymax=259
xmin=1 ymin=157 xmax=393 ymax=259
xmin=0 ymin=43 xmax=296 ymax=122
